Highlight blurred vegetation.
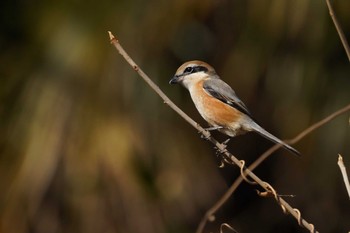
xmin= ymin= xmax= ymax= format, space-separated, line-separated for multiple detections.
xmin=1 ymin=0 xmax=350 ymax=232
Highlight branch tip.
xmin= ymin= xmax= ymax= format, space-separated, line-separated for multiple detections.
xmin=337 ymin=154 xmax=350 ymax=199
xmin=338 ymin=154 xmax=343 ymax=163
xmin=108 ymin=31 xmax=117 ymax=43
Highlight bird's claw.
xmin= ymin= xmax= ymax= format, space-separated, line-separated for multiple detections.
xmin=215 ymin=145 xmax=228 ymax=155
xmin=214 ymin=138 xmax=231 ymax=155
xmin=204 ymin=126 xmax=223 ymax=131
xmin=199 ymin=131 xmax=211 ymax=140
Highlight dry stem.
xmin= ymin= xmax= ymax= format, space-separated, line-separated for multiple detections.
xmin=326 ymin=0 xmax=350 ymax=62
xmin=337 ymin=154 xmax=350 ymax=199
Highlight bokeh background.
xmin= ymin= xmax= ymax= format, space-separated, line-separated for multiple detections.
xmin=1 ymin=0 xmax=350 ymax=232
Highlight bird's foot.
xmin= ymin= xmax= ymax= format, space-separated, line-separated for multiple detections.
xmin=215 ymin=146 xmax=227 ymax=156
xmin=215 ymin=144 xmax=228 ymax=155
xmin=199 ymin=130 xmax=211 ymax=140
xmin=200 ymin=126 xmax=222 ymax=140
xmin=204 ymin=126 xmax=223 ymax=131
xmin=200 ymin=134 xmax=210 ymax=140
xmin=214 ymin=138 xmax=231 ymax=155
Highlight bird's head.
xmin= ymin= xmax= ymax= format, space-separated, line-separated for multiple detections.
xmin=169 ymin=60 xmax=217 ymax=89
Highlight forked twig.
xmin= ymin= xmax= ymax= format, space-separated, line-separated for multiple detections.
xmin=108 ymin=31 xmax=318 ymax=233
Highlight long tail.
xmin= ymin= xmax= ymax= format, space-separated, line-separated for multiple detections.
xmin=250 ymin=122 xmax=301 ymax=157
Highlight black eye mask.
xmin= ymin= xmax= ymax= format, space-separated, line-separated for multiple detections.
xmin=183 ymin=65 xmax=208 ymax=75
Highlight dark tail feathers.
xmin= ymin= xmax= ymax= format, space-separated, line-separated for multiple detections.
xmin=250 ymin=123 xmax=301 ymax=157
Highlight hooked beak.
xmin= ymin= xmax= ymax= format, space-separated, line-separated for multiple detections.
xmin=169 ymin=75 xmax=182 ymax=84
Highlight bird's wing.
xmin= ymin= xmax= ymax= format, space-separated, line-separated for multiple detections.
xmin=203 ymin=78 xmax=252 ymax=117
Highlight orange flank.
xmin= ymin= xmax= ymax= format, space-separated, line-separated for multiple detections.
xmin=191 ymin=79 xmax=242 ymax=127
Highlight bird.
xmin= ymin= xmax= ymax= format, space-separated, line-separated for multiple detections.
xmin=169 ymin=60 xmax=300 ymax=156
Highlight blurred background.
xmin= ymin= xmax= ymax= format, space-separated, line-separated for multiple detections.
xmin=1 ymin=0 xmax=350 ymax=232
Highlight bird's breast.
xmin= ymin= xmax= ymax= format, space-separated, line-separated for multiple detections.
xmin=189 ymin=80 xmax=243 ymax=136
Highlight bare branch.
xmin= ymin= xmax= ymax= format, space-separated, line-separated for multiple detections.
xmin=337 ymin=154 xmax=350 ymax=199
xmin=326 ymin=0 xmax=350 ymax=62
xmin=247 ymin=102 xmax=350 ymax=178
xmin=108 ymin=31 xmax=318 ymax=233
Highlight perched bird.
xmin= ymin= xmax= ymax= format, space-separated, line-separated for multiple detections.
xmin=169 ymin=60 xmax=300 ymax=156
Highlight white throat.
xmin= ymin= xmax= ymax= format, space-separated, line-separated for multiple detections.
xmin=181 ymin=72 xmax=208 ymax=90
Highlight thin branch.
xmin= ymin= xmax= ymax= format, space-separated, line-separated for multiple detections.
xmin=197 ymin=103 xmax=350 ymax=233
xmin=337 ymin=154 xmax=350 ymax=199
xmin=108 ymin=31 xmax=318 ymax=233
xmin=249 ymin=102 xmax=350 ymax=176
xmin=220 ymin=223 xmax=238 ymax=233
xmin=326 ymin=0 xmax=350 ymax=62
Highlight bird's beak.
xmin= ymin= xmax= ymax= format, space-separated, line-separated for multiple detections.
xmin=169 ymin=75 xmax=182 ymax=84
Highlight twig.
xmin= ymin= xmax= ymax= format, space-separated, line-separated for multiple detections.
xmin=220 ymin=223 xmax=238 ymax=233
xmin=108 ymin=31 xmax=318 ymax=233
xmin=337 ymin=154 xmax=350 ymax=199
xmin=326 ymin=0 xmax=350 ymax=62
xmin=242 ymin=102 xmax=350 ymax=186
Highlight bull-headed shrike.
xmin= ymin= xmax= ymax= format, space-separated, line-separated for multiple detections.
xmin=169 ymin=60 xmax=300 ymax=156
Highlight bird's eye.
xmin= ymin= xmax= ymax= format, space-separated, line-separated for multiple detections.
xmin=184 ymin=67 xmax=193 ymax=73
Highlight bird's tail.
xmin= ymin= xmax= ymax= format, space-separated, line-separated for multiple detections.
xmin=249 ymin=122 xmax=300 ymax=157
